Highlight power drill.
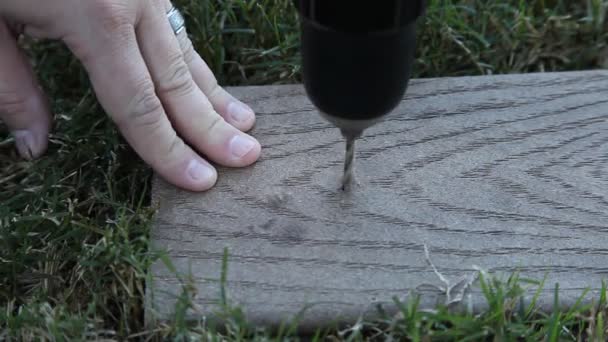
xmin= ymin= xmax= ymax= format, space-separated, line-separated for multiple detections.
xmin=292 ymin=0 xmax=426 ymax=190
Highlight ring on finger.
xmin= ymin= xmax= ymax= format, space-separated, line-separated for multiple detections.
xmin=166 ymin=5 xmax=186 ymax=35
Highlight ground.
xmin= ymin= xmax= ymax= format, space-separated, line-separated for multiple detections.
xmin=1 ymin=0 xmax=607 ymax=340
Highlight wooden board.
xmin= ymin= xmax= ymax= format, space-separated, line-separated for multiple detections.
xmin=146 ymin=70 xmax=608 ymax=331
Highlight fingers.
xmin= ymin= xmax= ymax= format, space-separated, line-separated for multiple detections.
xmin=0 ymin=19 xmax=51 ymax=160
xmin=79 ymin=17 xmax=217 ymax=191
xmin=135 ymin=1 xmax=260 ymax=167
xmin=162 ymin=0 xmax=256 ymax=132
xmin=175 ymin=29 xmax=256 ymax=132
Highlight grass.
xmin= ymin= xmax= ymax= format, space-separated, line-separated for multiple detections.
xmin=1 ymin=0 xmax=607 ymax=340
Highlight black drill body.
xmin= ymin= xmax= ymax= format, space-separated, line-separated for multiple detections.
xmin=292 ymin=0 xmax=426 ymax=189
xmin=293 ymin=0 xmax=426 ymax=124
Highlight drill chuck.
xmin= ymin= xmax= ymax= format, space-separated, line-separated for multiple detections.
xmin=293 ymin=0 xmax=426 ymax=131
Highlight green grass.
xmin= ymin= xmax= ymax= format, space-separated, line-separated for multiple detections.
xmin=1 ymin=0 xmax=608 ymax=340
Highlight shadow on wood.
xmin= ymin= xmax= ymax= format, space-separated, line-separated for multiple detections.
xmin=146 ymin=70 xmax=608 ymax=332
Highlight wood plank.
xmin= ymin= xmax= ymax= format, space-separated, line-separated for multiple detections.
xmin=146 ymin=70 xmax=608 ymax=331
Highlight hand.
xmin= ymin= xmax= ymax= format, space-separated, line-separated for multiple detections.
xmin=0 ymin=0 xmax=261 ymax=191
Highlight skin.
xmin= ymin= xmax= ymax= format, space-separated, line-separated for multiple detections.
xmin=0 ymin=0 xmax=262 ymax=192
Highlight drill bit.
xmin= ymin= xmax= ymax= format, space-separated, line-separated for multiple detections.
xmin=342 ymin=137 xmax=356 ymax=191
xmin=340 ymin=129 xmax=362 ymax=191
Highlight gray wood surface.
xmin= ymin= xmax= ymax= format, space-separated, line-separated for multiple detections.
xmin=146 ymin=70 xmax=608 ymax=331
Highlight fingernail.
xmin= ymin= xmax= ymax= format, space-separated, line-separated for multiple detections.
xmin=186 ymin=159 xmax=214 ymax=183
xmin=229 ymin=135 xmax=256 ymax=158
xmin=227 ymin=101 xmax=254 ymax=123
xmin=13 ymin=130 xmax=35 ymax=160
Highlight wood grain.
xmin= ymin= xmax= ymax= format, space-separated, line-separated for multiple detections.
xmin=146 ymin=70 xmax=608 ymax=331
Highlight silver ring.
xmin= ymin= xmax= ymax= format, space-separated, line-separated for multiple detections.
xmin=166 ymin=6 xmax=185 ymax=35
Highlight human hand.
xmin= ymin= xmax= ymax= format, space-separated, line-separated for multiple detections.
xmin=0 ymin=0 xmax=261 ymax=191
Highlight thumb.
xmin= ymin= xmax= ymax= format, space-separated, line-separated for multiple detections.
xmin=0 ymin=19 xmax=51 ymax=160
